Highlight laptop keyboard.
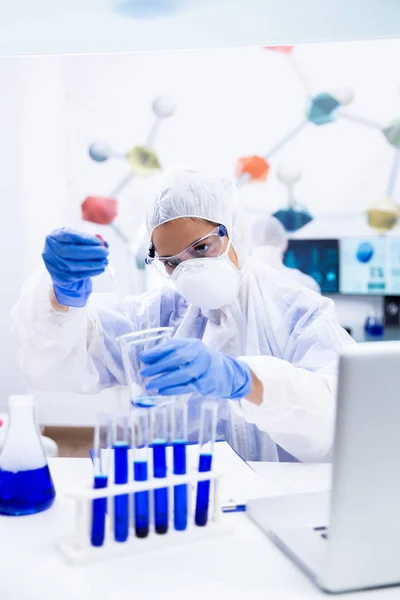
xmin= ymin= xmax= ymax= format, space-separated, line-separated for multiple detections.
xmin=313 ymin=525 xmax=328 ymax=539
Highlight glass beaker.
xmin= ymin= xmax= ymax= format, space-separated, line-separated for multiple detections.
xmin=0 ymin=395 xmax=56 ymax=516
xmin=117 ymin=327 xmax=174 ymax=408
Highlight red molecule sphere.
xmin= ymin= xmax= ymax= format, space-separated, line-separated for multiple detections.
xmin=81 ymin=196 xmax=118 ymax=225
xmin=264 ymin=45 xmax=294 ymax=54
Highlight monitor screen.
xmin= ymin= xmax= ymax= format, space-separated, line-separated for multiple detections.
xmin=340 ymin=237 xmax=400 ymax=295
xmin=283 ymin=239 xmax=339 ymax=293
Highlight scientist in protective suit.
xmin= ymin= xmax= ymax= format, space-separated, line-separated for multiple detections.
xmin=12 ymin=167 xmax=354 ymax=461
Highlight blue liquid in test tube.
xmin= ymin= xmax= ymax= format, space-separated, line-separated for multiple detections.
xmin=171 ymin=400 xmax=188 ymax=531
xmin=153 ymin=441 xmax=168 ymax=534
xmin=91 ymin=474 xmax=108 ymax=546
xmin=195 ymin=401 xmax=218 ymax=527
xmin=134 ymin=460 xmax=149 ymax=537
xmin=113 ymin=416 xmax=130 ymax=543
xmin=151 ymin=406 xmax=169 ymax=534
xmin=91 ymin=414 xmax=112 ymax=547
xmin=131 ymin=408 xmax=150 ymax=538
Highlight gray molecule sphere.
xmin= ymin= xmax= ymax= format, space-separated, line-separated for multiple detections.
xmin=152 ymin=95 xmax=176 ymax=119
xmin=89 ymin=142 xmax=112 ymax=163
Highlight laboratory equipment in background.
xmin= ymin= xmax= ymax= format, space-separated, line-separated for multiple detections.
xmin=283 ymin=239 xmax=339 ymax=293
xmin=384 ymin=295 xmax=400 ymax=326
xmin=195 ymin=401 xmax=218 ymax=527
xmin=340 ymin=237 xmax=400 ymax=295
xmin=58 ymin=401 xmax=229 ymax=564
xmin=0 ymin=395 xmax=56 ymax=516
xmin=364 ymin=315 xmax=385 ymax=337
xmin=118 ymin=327 xmax=174 ymax=408
xmin=113 ymin=415 xmax=130 ymax=542
xmin=91 ymin=414 xmax=112 ymax=547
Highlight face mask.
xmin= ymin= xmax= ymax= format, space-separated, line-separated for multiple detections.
xmin=170 ymin=243 xmax=240 ymax=310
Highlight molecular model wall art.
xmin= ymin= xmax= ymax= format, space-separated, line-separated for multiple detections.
xmin=234 ymin=45 xmax=400 ymax=234
xmin=81 ymin=95 xmax=176 ymax=264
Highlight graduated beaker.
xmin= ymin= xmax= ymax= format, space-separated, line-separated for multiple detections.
xmin=117 ymin=327 xmax=174 ymax=408
xmin=0 ymin=395 xmax=56 ymax=516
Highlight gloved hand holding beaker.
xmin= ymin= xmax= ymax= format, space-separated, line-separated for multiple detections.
xmin=140 ymin=338 xmax=252 ymax=400
xmin=42 ymin=228 xmax=109 ymax=307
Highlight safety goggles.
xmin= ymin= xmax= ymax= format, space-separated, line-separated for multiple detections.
xmin=146 ymin=224 xmax=227 ymax=276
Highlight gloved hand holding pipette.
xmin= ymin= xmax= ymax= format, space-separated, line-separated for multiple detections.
xmin=42 ymin=228 xmax=109 ymax=307
xmin=140 ymin=338 xmax=252 ymax=399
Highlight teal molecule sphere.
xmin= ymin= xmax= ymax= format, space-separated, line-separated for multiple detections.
xmin=306 ymin=93 xmax=340 ymax=126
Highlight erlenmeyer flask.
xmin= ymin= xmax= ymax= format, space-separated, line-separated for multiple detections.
xmin=0 ymin=395 xmax=55 ymax=516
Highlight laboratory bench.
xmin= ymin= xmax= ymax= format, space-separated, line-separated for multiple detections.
xmin=0 ymin=449 xmax=397 ymax=600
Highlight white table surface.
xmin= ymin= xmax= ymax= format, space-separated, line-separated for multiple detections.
xmin=0 ymin=453 xmax=397 ymax=600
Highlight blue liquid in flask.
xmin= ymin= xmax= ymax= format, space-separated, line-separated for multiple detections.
xmin=152 ymin=440 xmax=168 ymax=534
xmin=173 ymin=440 xmax=187 ymax=531
xmin=195 ymin=453 xmax=212 ymax=527
xmin=0 ymin=465 xmax=55 ymax=516
xmin=133 ymin=460 xmax=149 ymax=538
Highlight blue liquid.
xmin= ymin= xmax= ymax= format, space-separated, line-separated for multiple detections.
xmin=91 ymin=475 xmax=108 ymax=547
xmin=133 ymin=460 xmax=149 ymax=538
xmin=0 ymin=465 xmax=56 ymax=516
xmin=195 ymin=453 xmax=212 ymax=527
xmin=152 ymin=441 xmax=168 ymax=534
xmin=173 ymin=440 xmax=187 ymax=531
xmin=114 ymin=443 xmax=129 ymax=543
xmin=132 ymin=396 xmax=158 ymax=408
xmin=0 ymin=465 xmax=55 ymax=516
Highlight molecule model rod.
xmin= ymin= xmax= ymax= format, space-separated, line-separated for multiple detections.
xmin=387 ymin=147 xmax=400 ymax=198
xmin=264 ymin=119 xmax=308 ymax=160
xmin=338 ymin=111 xmax=383 ymax=131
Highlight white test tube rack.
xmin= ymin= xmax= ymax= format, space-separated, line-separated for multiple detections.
xmin=57 ymin=467 xmax=234 ymax=565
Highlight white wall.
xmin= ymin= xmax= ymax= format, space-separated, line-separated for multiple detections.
xmin=3 ymin=40 xmax=400 ymax=422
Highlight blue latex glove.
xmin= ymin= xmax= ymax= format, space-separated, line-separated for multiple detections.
xmin=140 ymin=338 xmax=252 ymax=399
xmin=42 ymin=228 xmax=109 ymax=307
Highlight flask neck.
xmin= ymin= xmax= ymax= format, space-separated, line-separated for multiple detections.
xmin=0 ymin=396 xmax=46 ymax=472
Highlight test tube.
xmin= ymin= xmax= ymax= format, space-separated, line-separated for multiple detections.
xmin=151 ymin=406 xmax=169 ymax=534
xmin=91 ymin=414 xmax=112 ymax=547
xmin=171 ymin=400 xmax=188 ymax=531
xmin=131 ymin=408 xmax=150 ymax=538
xmin=113 ymin=415 xmax=130 ymax=543
xmin=195 ymin=401 xmax=218 ymax=527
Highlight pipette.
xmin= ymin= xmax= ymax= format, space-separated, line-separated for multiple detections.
xmin=195 ymin=401 xmax=218 ymax=527
xmin=151 ymin=406 xmax=169 ymax=534
xmin=91 ymin=414 xmax=112 ymax=547
xmin=171 ymin=400 xmax=188 ymax=531
xmin=113 ymin=415 xmax=130 ymax=543
xmin=131 ymin=407 xmax=150 ymax=538
xmin=95 ymin=233 xmax=129 ymax=318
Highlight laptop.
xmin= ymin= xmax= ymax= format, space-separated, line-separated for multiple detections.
xmin=247 ymin=341 xmax=400 ymax=593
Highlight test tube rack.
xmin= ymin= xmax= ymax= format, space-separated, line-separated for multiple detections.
xmin=57 ymin=468 xmax=233 ymax=565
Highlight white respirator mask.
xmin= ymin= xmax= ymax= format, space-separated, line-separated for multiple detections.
xmin=170 ymin=241 xmax=240 ymax=311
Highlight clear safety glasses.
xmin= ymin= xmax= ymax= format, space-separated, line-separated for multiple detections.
xmin=145 ymin=224 xmax=227 ymax=276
